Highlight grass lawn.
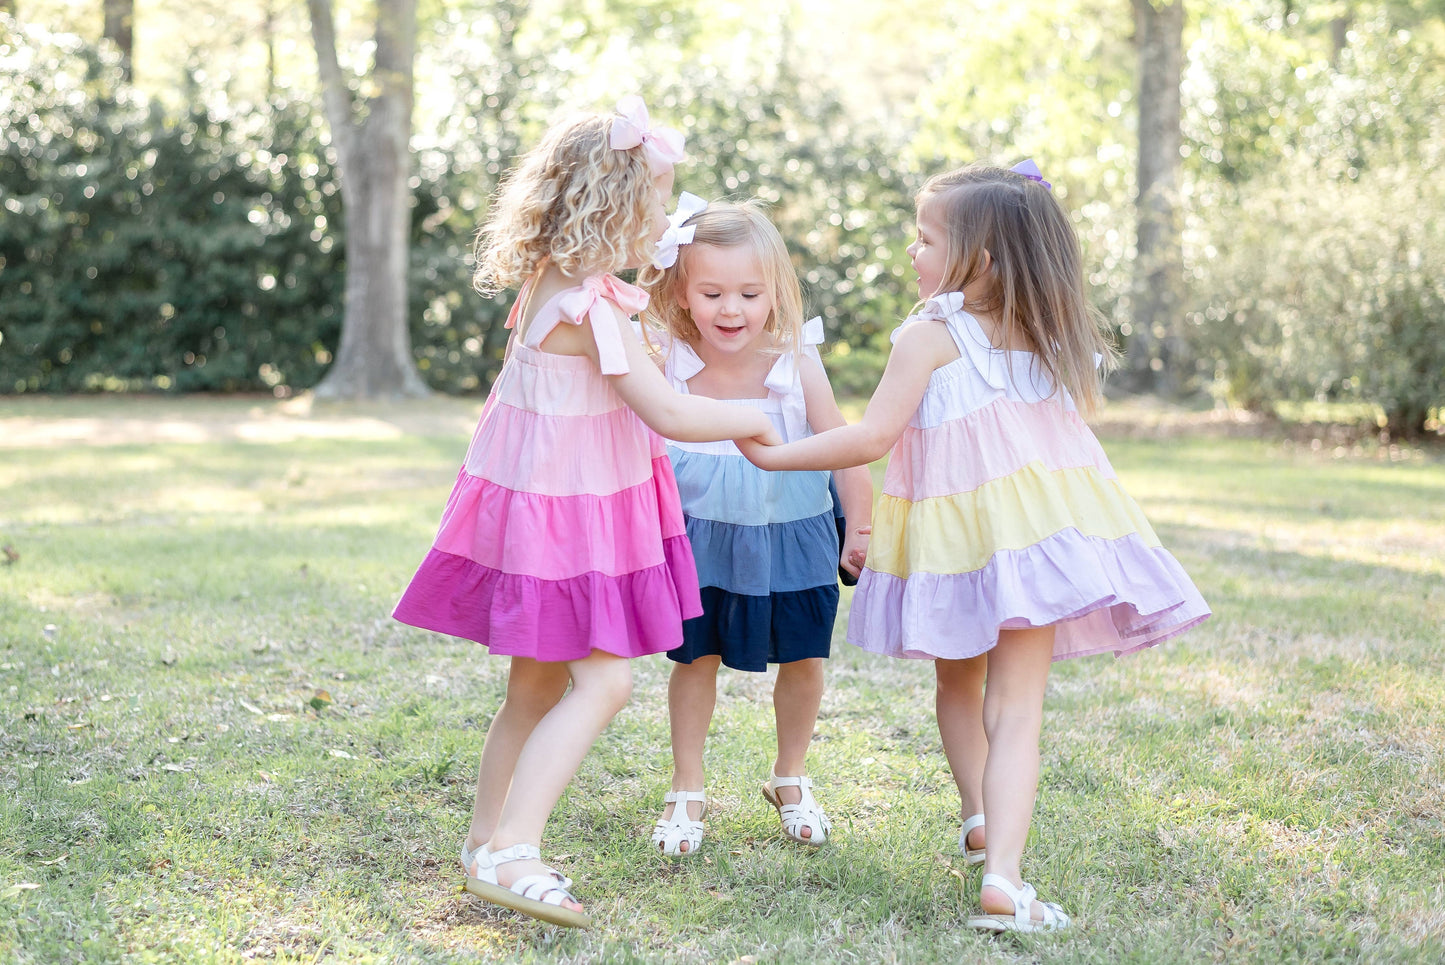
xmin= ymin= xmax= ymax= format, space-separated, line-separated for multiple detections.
xmin=2 ymin=395 xmax=1442 ymax=964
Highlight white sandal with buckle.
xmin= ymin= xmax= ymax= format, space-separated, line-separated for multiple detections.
xmin=967 ymin=873 xmax=1071 ymax=933
xmin=761 ymin=773 xmax=831 ymax=846
xmin=959 ymin=813 xmax=986 ymax=865
xmin=461 ymin=842 xmax=590 ymax=929
xmin=651 ymin=790 xmax=706 ymax=856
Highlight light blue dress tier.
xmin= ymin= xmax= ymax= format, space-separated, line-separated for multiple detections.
xmin=663 ymin=320 xmax=841 ymax=671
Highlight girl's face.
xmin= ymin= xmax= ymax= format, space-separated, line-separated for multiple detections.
xmin=906 ymin=198 xmax=949 ymax=298
xmin=677 ymin=244 xmax=774 ymax=357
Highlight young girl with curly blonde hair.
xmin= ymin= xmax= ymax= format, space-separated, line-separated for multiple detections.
xmin=393 ymin=99 xmax=778 ymax=929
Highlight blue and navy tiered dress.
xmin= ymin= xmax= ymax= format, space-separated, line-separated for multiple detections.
xmin=662 ymin=322 xmax=841 ymax=671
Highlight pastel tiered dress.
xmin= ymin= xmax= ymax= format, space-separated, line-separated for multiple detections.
xmin=393 ymin=274 xmax=702 ymax=662
xmin=663 ymin=319 xmax=840 ymax=671
xmin=848 ymin=293 xmax=1210 ymax=661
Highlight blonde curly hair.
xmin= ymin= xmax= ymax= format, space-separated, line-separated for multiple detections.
xmin=639 ymin=200 xmax=805 ymax=356
xmin=473 ymin=112 xmax=662 ymax=293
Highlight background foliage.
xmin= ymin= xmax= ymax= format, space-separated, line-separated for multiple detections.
xmin=0 ymin=1 xmax=1442 ymax=432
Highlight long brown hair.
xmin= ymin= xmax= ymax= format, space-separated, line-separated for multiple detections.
xmin=919 ymin=164 xmax=1115 ymax=414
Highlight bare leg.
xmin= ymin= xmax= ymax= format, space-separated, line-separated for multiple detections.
xmin=771 ymin=657 xmax=825 ymax=837
xmin=487 ymin=651 xmax=634 ymax=911
xmin=660 ymin=655 xmax=720 ymax=851
xmin=466 ymin=657 xmax=570 ymax=850
xmin=936 ymin=655 xmax=988 ymax=852
xmin=978 ymin=625 xmax=1056 ymax=921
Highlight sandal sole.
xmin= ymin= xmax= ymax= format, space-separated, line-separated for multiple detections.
xmin=965 ymin=914 xmax=1070 ymax=934
xmin=465 ymin=876 xmax=592 ymax=929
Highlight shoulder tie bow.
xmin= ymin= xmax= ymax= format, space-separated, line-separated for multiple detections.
xmin=610 ymin=96 xmax=686 ymax=176
xmin=551 ymin=274 xmax=651 ymax=375
xmin=918 ymin=293 xmax=1007 ymax=390
xmin=663 ymin=335 xmax=706 ymax=384
xmin=763 ymin=316 xmax=826 ymax=443
xmin=652 ymin=192 xmax=708 ymax=269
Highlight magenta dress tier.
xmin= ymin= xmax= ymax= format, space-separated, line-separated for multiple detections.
xmin=393 ymin=274 xmax=703 ymax=662
xmin=848 ymin=292 xmax=1211 ymax=662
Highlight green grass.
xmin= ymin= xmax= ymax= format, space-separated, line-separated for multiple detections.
xmin=2 ymin=396 xmax=1443 ymax=964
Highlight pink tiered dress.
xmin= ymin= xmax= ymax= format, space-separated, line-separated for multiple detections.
xmin=848 ymin=292 xmax=1210 ymax=661
xmin=393 ymin=274 xmax=702 ymax=661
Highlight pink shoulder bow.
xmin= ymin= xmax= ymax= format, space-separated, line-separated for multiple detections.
xmin=610 ymin=96 xmax=685 ymax=176
xmin=556 ymin=274 xmax=650 ymax=375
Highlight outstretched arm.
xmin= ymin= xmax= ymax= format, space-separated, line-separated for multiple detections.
xmin=737 ymin=320 xmax=958 ymax=471
xmin=602 ymin=304 xmax=781 ymax=444
xmin=797 ymin=356 xmax=874 ymax=577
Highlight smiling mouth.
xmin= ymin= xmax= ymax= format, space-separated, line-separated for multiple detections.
xmin=716 ymin=325 xmax=745 ymax=335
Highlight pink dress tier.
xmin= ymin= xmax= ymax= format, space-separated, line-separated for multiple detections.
xmin=393 ymin=273 xmax=702 ymax=662
xmin=848 ymin=292 xmax=1211 ymax=661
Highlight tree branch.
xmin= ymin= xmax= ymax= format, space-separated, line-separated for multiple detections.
xmin=306 ymin=0 xmax=359 ymax=180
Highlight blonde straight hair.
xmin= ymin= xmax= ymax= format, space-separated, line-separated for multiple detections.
xmin=919 ymin=164 xmax=1116 ymax=414
xmin=473 ymin=113 xmax=660 ymax=293
xmin=639 ymin=200 xmax=805 ymax=357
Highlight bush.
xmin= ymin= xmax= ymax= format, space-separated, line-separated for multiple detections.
xmin=1187 ymin=166 xmax=1445 ymax=437
xmin=0 ymin=24 xmax=347 ymax=394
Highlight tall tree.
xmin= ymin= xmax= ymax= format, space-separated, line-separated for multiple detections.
xmin=102 ymin=0 xmax=135 ymax=80
xmin=1130 ymin=0 xmax=1184 ymax=392
xmin=306 ymin=0 xmax=428 ymax=398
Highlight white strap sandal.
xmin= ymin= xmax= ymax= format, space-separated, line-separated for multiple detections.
xmin=959 ymin=813 xmax=986 ymax=865
xmin=651 ymin=790 xmax=706 ymax=856
xmin=462 ymin=842 xmax=590 ymax=929
xmin=761 ymin=773 xmax=831 ymax=847
xmin=461 ymin=839 xmax=572 ymax=889
xmin=967 ymin=873 xmax=1071 ymax=933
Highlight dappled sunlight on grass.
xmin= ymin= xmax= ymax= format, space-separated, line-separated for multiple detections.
xmin=4 ymin=397 xmax=1444 ymax=962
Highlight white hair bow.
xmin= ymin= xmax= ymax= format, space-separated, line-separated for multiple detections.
xmin=610 ymin=95 xmax=685 ymax=176
xmin=651 ymin=192 xmax=708 ymax=269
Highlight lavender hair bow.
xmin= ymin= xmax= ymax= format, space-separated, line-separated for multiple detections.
xmin=1010 ymin=158 xmax=1052 ymax=191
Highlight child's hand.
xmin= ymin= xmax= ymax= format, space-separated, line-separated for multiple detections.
xmin=839 ymin=524 xmax=871 ymax=578
xmin=735 ymin=434 xmax=782 ymax=469
xmin=752 ymin=427 xmax=783 ymax=447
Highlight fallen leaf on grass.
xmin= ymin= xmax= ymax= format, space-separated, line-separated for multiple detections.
xmin=2 ymin=545 xmax=19 ymax=565
xmin=38 ymin=855 xmax=68 ymax=866
xmin=2 ymin=883 xmax=41 ymax=898
xmin=239 ymin=700 xmax=264 ymax=715
xmin=328 ymin=749 xmax=353 ymax=759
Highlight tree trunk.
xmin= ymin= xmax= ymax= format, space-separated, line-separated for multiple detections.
xmin=1129 ymin=0 xmax=1184 ymax=393
xmin=307 ymin=0 xmax=428 ymax=399
xmin=102 ymin=0 xmax=135 ymax=81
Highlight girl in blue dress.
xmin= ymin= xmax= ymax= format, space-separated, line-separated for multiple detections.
xmin=640 ymin=198 xmax=872 ymax=855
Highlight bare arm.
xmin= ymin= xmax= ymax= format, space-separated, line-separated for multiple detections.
xmin=601 ymin=304 xmax=780 ymax=444
xmin=797 ymin=357 xmax=874 ymax=576
xmin=737 ymin=320 xmax=958 ymax=471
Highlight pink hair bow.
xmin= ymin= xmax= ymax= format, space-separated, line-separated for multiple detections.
xmin=1010 ymin=158 xmax=1051 ymax=190
xmin=610 ymin=96 xmax=685 ymax=176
